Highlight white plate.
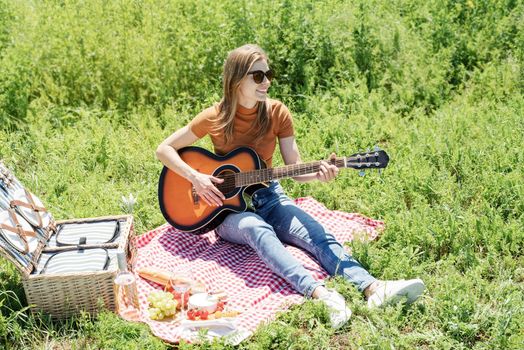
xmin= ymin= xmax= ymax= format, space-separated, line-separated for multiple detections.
xmin=180 ymin=318 xmax=237 ymax=330
xmin=188 ymin=293 xmax=218 ymax=313
xmin=12 ymin=188 xmax=52 ymax=228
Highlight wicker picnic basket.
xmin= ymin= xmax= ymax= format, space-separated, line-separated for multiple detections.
xmin=23 ymin=215 xmax=135 ymax=319
xmin=0 ymin=162 xmax=136 ymax=319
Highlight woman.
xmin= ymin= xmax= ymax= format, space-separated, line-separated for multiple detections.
xmin=156 ymin=44 xmax=425 ymax=329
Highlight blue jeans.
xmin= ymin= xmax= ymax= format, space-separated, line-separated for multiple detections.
xmin=215 ymin=181 xmax=376 ymax=297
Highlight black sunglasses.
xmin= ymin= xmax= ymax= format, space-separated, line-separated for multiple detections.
xmin=247 ymin=69 xmax=274 ymax=84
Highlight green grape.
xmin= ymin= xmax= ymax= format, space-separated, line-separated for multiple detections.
xmin=148 ymin=290 xmax=179 ymax=320
xmin=149 ymin=307 xmax=160 ymax=320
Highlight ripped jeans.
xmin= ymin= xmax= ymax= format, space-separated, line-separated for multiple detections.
xmin=215 ymin=181 xmax=376 ymax=297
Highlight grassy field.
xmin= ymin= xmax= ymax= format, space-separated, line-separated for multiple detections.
xmin=1 ymin=0 xmax=523 ymax=349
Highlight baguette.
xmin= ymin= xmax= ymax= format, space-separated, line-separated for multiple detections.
xmin=137 ymin=266 xmax=173 ymax=286
xmin=137 ymin=266 xmax=193 ymax=286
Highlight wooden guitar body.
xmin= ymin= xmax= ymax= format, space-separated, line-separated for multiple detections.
xmin=158 ymin=147 xmax=267 ymax=234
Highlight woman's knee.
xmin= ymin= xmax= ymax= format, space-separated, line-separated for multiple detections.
xmin=288 ymin=217 xmax=334 ymax=246
xmin=236 ymin=214 xmax=266 ymax=230
xmin=232 ymin=216 xmax=277 ymax=248
xmin=217 ymin=212 xmax=263 ymax=244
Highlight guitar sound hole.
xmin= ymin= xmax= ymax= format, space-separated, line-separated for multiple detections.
xmin=216 ymin=169 xmax=239 ymax=199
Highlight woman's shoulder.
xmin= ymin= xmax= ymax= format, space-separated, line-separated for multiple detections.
xmin=189 ymin=103 xmax=221 ymax=137
xmin=201 ymin=103 xmax=220 ymax=116
xmin=189 ymin=104 xmax=220 ymax=129
xmin=268 ymin=99 xmax=291 ymax=118
xmin=268 ymin=98 xmax=285 ymax=108
xmin=193 ymin=103 xmax=220 ymax=121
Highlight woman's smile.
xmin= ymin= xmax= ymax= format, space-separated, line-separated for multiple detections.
xmin=238 ymin=59 xmax=271 ymax=108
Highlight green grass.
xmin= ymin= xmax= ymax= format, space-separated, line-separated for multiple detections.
xmin=1 ymin=0 xmax=523 ymax=349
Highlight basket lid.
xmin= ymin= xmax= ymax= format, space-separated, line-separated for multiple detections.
xmin=0 ymin=208 xmax=46 ymax=276
xmin=0 ymin=161 xmax=52 ymax=276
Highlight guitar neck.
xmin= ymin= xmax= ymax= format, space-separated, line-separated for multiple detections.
xmin=235 ymin=158 xmax=347 ymax=187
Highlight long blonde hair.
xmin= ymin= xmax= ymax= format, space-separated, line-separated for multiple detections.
xmin=216 ymin=44 xmax=272 ymax=145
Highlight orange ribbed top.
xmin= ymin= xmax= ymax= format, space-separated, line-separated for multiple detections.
xmin=188 ymin=99 xmax=294 ymax=167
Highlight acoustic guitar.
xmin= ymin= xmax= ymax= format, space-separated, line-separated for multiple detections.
xmin=158 ymin=146 xmax=389 ymax=234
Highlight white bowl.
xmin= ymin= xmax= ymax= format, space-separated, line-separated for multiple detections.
xmin=188 ymin=293 xmax=217 ymax=313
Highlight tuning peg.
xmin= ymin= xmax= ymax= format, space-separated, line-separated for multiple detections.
xmin=359 ymin=170 xmax=366 ymax=177
xmin=378 ymin=169 xmax=382 ymax=176
xmin=374 ymin=145 xmax=380 ymax=151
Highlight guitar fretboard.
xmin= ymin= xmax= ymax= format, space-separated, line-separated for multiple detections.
xmin=235 ymin=159 xmax=347 ymax=187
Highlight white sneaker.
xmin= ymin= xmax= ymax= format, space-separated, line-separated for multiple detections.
xmin=318 ymin=290 xmax=352 ymax=329
xmin=367 ymin=278 xmax=425 ymax=308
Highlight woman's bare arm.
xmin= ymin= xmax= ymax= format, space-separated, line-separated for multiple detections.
xmin=279 ymin=136 xmax=339 ymax=183
xmin=155 ymin=126 xmax=224 ymax=206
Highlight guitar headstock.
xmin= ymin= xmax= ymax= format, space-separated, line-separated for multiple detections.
xmin=344 ymin=147 xmax=390 ymax=172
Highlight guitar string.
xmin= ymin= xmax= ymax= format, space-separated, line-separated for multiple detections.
xmin=214 ymin=159 xmax=349 ymax=193
xmin=215 ymin=159 xmax=385 ymax=192
xmin=211 ymin=155 xmax=382 ymax=194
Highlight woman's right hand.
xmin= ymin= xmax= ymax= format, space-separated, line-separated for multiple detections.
xmin=189 ymin=172 xmax=225 ymax=207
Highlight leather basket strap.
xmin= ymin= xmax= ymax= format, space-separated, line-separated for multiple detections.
xmin=9 ymin=189 xmax=48 ymax=228
xmin=0 ymin=209 xmax=37 ymax=254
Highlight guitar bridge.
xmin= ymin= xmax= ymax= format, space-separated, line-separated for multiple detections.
xmin=191 ymin=186 xmax=200 ymax=205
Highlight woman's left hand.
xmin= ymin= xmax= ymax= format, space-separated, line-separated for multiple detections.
xmin=316 ymin=153 xmax=339 ymax=182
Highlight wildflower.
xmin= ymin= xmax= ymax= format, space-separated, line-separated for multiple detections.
xmin=121 ymin=193 xmax=137 ymax=214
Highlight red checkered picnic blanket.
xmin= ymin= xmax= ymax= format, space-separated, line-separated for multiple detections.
xmin=123 ymin=197 xmax=384 ymax=344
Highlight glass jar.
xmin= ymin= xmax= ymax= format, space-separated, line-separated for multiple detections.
xmin=114 ymin=270 xmax=139 ymax=310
